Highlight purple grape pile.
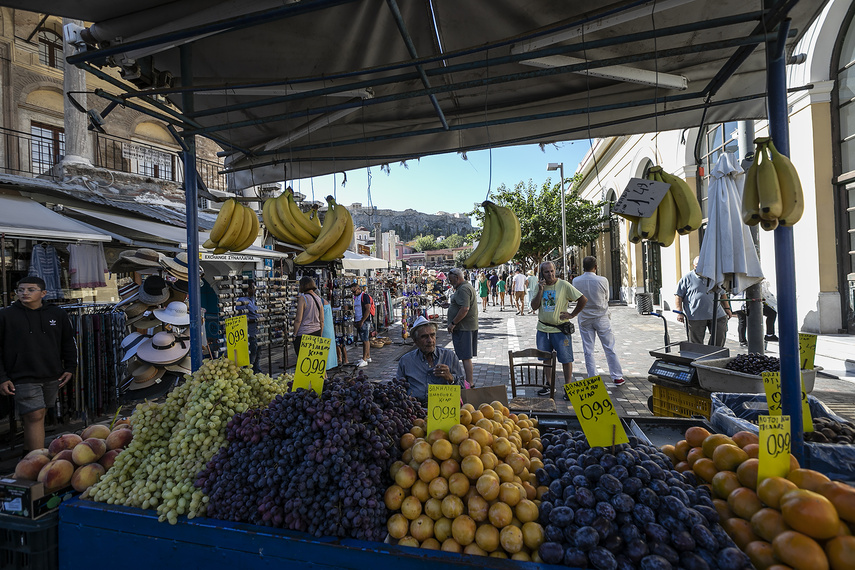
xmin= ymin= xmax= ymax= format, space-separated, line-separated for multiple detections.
xmin=196 ymin=374 xmax=424 ymax=540
xmin=724 ymin=354 xmax=780 ymax=376
xmin=536 ymin=431 xmax=750 ymax=570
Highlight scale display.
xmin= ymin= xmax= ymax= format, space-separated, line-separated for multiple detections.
xmin=648 ymin=360 xmax=696 ymax=384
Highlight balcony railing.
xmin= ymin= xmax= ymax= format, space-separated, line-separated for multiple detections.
xmin=0 ymin=126 xmax=229 ymax=192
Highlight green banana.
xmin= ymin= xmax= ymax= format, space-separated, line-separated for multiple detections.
xmin=656 ymin=190 xmax=677 ymax=247
xmin=768 ymin=140 xmax=804 ymax=226
xmin=760 ymin=217 xmax=779 ymax=232
xmin=489 ymin=202 xmax=521 ymax=266
xmin=639 ymin=204 xmax=658 ymax=239
xmin=658 ymin=168 xmax=702 ymax=233
xmin=629 ymin=219 xmax=642 ymax=244
xmin=756 ymin=142 xmax=783 ymax=220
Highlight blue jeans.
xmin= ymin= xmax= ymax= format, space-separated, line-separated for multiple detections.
xmin=536 ymin=330 xmax=574 ymax=364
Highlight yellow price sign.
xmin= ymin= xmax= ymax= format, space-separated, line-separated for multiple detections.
xmin=761 ymin=371 xmax=813 ymax=433
xmin=427 ymin=384 xmax=461 ymax=434
xmin=799 ymin=333 xmax=817 ymax=370
xmin=564 ymin=376 xmax=628 ymax=448
xmin=224 ymin=315 xmax=249 ymax=367
xmin=292 ymin=335 xmax=331 ymax=396
xmin=758 ymin=415 xmax=792 ymax=483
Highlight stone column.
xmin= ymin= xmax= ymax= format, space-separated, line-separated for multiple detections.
xmin=62 ymin=18 xmax=92 ymax=166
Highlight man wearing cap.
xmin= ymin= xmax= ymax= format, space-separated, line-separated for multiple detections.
xmin=396 ymin=316 xmax=466 ymax=403
xmin=0 ymin=277 xmax=76 ymax=456
xmin=237 ymin=280 xmax=261 ymax=373
xmin=446 ymin=267 xmax=478 ymax=388
xmin=349 ymin=282 xmax=372 ymax=368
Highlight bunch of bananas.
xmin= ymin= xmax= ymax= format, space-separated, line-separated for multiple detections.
xmin=288 ymin=195 xmax=354 ymax=265
xmin=463 ymin=200 xmax=521 ymax=269
xmin=741 ymin=136 xmax=804 ymax=231
xmin=261 ymin=188 xmax=321 ymax=247
xmin=203 ymin=198 xmax=260 ymax=254
xmin=622 ymin=166 xmax=702 ymax=247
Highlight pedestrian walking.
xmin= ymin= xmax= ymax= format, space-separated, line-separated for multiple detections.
xmin=512 ymin=268 xmax=527 ymax=315
xmin=478 ymin=273 xmax=489 ymax=312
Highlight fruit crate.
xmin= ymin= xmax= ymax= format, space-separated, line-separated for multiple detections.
xmin=0 ymin=511 xmax=58 ymax=570
xmin=693 ymin=357 xmax=817 ymax=393
xmin=651 ymin=384 xmax=711 ymax=419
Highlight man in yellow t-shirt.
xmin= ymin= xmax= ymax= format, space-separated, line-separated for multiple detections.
xmin=531 ymin=261 xmax=587 ymax=398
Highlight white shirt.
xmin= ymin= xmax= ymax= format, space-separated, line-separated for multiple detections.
xmin=513 ymin=273 xmax=527 ymax=292
xmin=571 ymin=271 xmax=609 ymax=321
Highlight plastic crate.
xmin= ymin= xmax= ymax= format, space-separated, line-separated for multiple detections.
xmin=0 ymin=511 xmax=58 ymax=570
xmin=652 ymin=384 xmax=711 ymax=419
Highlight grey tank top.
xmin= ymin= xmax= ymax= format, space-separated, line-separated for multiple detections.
xmin=297 ymin=293 xmax=322 ymax=334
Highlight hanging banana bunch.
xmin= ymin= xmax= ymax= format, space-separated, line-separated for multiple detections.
xmin=462 ymin=200 xmax=521 ymax=269
xmin=741 ymin=136 xmax=803 ymax=231
xmin=291 ymin=195 xmax=354 ymax=265
xmin=203 ymin=198 xmax=260 ymax=254
xmin=617 ymin=166 xmax=702 ymax=247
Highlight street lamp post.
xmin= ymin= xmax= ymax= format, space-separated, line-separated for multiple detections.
xmin=547 ymin=162 xmax=568 ymax=279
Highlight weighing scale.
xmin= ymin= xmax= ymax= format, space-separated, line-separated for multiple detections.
xmin=647 ymin=342 xmax=730 ymax=385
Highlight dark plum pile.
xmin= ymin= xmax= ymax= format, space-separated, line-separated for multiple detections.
xmin=196 ymin=373 xmax=424 ymax=541
xmin=535 ymin=431 xmax=751 ymax=569
xmin=724 ymin=354 xmax=780 ymax=376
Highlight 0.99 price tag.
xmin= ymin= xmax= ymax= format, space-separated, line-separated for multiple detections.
xmin=758 ymin=415 xmax=792 ymax=483
xmin=292 ymin=335 xmax=331 ymax=396
xmin=799 ymin=333 xmax=817 ymax=370
xmin=224 ymin=315 xmax=249 ymax=366
xmin=762 ymin=371 xmax=813 ymax=433
xmin=428 ymin=384 xmax=460 ymax=434
xmin=565 ymin=376 xmax=628 ymax=448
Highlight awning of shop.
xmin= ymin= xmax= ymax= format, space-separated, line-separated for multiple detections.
xmin=342 ymin=250 xmax=389 ymax=271
xmin=0 ymin=195 xmax=110 ymax=242
xmin=64 ymin=206 xmax=292 ymax=259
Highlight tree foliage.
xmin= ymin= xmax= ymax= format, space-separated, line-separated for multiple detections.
xmin=413 ymin=232 xmax=468 ymax=252
xmin=468 ymin=175 xmax=608 ymax=271
xmin=441 ymin=233 xmax=465 ymax=249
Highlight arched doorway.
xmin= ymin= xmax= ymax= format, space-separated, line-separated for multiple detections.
xmin=606 ymin=189 xmax=622 ymax=301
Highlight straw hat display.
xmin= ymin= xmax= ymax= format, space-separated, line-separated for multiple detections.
xmin=153 ymin=301 xmax=190 ymax=326
xmin=122 ymin=301 xmax=150 ymax=321
xmin=126 ymin=362 xmax=166 ymax=391
xmin=160 ymin=252 xmax=203 ymax=281
xmin=110 ymin=248 xmax=164 ymax=273
xmin=120 ymin=332 xmax=149 ymax=362
xmin=164 ymin=354 xmax=192 ymax=374
xmin=131 ymin=311 xmax=162 ymax=330
xmin=135 ymin=331 xmax=190 ymax=365
xmin=138 ymin=275 xmax=171 ymax=305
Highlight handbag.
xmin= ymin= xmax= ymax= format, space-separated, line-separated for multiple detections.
xmin=539 ymin=319 xmax=575 ymax=335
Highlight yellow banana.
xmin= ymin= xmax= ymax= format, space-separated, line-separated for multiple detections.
xmin=305 ymin=196 xmax=347 ymax=256
xmin=756 ymin=142 xmax=783 ymax=220
xmin=628 ymin=219 xmax=642 ymax=244
xmin=767 ymin=140 xmax=804 ymax=226
xmin=286 ymin=190 xmax=321 ymax=239
xmin=202 ymin=238 xmax=217 ymax=249
xmin=760 ymin=217 xmax=779 ymax=232
xmin=464 ymin=205 xmax=497 ymax=268
xmin=742 ymin=148 xmax=761 ymax=226
xmin=320 ymin=204 xmax=354 ymax=261
xmin=263 ymin=198 xmax=301 ymax=245
xmin=639 ymin=205 xmax=658 ymax=239
xmin=217 ymin=203 xmax=246 ymax=249
xmin=275 ymin=193 xmax=315 ymax=245
xmin=475 ymin=202 xmax=503 ymax=268
xmin=209 ymin=198 xmax=236 ymax=243
xmin=309 ymin=205 xmax=322 ymax=229
xmin=228 ymin=206 xmax=254 ymax=252
xmin=213 ymin=247 xmax=228 ymax=255
xmin=294 ymin=250 xmax=321 ymax=265
xmin=231 ymin=207 xmax=259 ymax=252
xmin=658 ymin=168 xmax=702 ymax=233
xmin=490 ymin=202 xmax=521 ymax=266
xmin=656 ymin=190 xmax=677 ymax=247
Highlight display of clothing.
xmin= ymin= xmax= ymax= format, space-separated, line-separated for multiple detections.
xmin=29 ymin=244 xmax=63 ymax=300
xmin=68 ymin=243 xmax=108 ymax=288
xmin=321 ymin=303 xmax=337 ymax=370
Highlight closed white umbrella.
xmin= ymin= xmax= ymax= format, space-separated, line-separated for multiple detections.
xmin=696 ymin=153 xmax=764 ymax=295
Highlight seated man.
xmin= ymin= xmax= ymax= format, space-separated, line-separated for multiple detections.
xmin=397 ymin=316 xmax=466 ymax=403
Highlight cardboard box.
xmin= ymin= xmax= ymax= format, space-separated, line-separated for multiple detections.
xmin=0 ymin=476 xmax=75 ymax=519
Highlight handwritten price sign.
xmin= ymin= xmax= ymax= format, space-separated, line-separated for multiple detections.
xmin=224 ymin=315 xmax=249 ymax=367
xmin=799 ymin=333 xmax=817 ymax=370
xmin=762 ymin=371 xmax=813 ymax=433
xmin=292 ymin=335 xmax=331 ymax=396
xmin=428 ymin=384 xmax=460 ymax=434
xmin=758 ymin=415 xmax=792 ymax=483
xmin=565 ymin=376 xmax=628 ymax=448
xmin=613 ymin=178 xmax=671 ymax=219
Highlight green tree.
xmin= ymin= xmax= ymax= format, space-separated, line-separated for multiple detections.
xmin=440 ymin=234 xmax=465 ymax=249
xmin=454 ymin=248 xmax=471 ymax=267
xmin=413 ymin=234 xmax=441 ymax=251
xmin=468 ymin=175 xmax=608 ymax=272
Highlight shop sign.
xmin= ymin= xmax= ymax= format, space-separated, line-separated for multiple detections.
xmin=614 ymin=178 xmax=670 ymax=218
xmin=427 ymin=384 xmax=460 ymax=434
xmin=758 ymin=415 xmax=791 ymax=482
xmin=224 ymin=315 xmax=249 ymax=366
xmin=292 ymin=335 xmax=330 ymax=396
xmin=200 ymin=253 xmax=257 ymax=262
xmin=761 ymin=371 xmax=813 ymax=433
xmin=564 ymin=376 xmax=628 ymax=448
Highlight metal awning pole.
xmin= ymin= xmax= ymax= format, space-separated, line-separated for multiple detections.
xmin=181 ymin=44 xmax=203 ymax=371
xmin=767 ymin=17 xmax=803 ymax=463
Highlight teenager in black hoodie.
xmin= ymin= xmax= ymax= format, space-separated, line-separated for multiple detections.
xmin=0 ymin=276 xmax=76 ymax=454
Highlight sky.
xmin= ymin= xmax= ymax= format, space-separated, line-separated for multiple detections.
xmin=288 ymin=140 xmax=591 ymax=221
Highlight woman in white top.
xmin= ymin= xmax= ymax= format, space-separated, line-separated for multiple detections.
xmin=292 ymin=276 xmax=325 ymax=356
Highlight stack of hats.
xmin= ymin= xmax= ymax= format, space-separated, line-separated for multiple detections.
xmin=123 ymin=331 xmax=192 ymax=392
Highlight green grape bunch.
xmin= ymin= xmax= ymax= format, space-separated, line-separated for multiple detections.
xmin=86 ymin=358 xmax=291 ymax=524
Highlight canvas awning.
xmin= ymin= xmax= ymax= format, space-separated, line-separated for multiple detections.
xmin=341 ymin=250 xmax=389 ymax=271
xmin=12 ymin=0 xmax=828 ymax=188
xmin=0 ymin=195 xmax=110 ymax=243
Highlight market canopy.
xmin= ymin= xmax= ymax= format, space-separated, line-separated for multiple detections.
xmin=0 ymin=195 xmax=111 ymax=243
xmin=14 ymin=0 xmax=827 ymax=189
xmin=342 ymin=250 xmax=388 ymax=271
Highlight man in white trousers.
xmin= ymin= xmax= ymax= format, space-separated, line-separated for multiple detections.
xmin=571 ymin=256 xmax=625 ymax=386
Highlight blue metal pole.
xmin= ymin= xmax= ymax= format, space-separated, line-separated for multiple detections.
xmin=766 ymin=18 xmax=803 ymax=463
xmin=181 ymin=44 xmax=203 ymax=371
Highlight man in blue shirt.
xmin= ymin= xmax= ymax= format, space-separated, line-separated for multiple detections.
xmin=397 ymin=316 xmax=466 ymax=403
xmin=675 ymin=257 xmax=732 ymax=346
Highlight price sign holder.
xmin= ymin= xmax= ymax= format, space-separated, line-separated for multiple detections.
xmin=799 ymin=333 xmax=817 ymax=370
xmin=224 ymin=315 xmax=249 ymax=367
xmin=758 ymin=415 xmax=792 ymax=482
xmin=761 ymin=371 xmax=813 ymax=433
xmin=428 ymin=384 xmax=461 ymax=434
xmin=292 ymin=336 xmax=331 ymax=396
xmin=613 ymin=178 xmax=671 ymax=219
xmin=564 ymin=376 xmax=629 ymax=448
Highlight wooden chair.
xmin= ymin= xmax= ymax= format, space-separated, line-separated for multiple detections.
xmin=508 ymin=348 xmax=556 ymax=399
